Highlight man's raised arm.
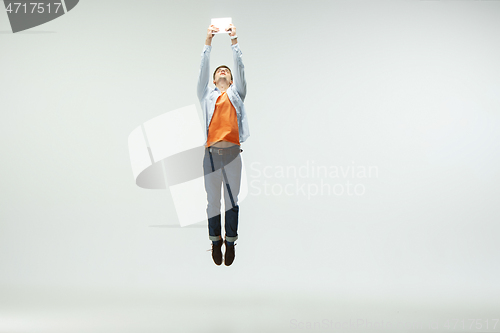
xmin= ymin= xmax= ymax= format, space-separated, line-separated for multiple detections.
xmin=197 ymin=25 xmax=218 ymax=101
xmin=226 ymin=24 xmax=246 ymax=101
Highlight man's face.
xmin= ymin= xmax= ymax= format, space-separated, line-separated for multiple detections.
xmin=213 ymin=67 xmax=233 ymax=86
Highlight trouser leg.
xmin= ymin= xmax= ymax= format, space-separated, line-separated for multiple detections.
xmin=207 ymin=214 xmax=222 ymax=241
xmin=203 ymin=149 xmax=223 ymax=241
xmin=222 ymin=153 xmax=242 ymax=242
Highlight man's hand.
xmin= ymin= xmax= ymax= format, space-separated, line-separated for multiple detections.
xmin=226 ymin=23 xmax=236 ymax=36
xmin=226 ymin=23 xmax=237 ymax=45
xmin=205 ymin=25 xmax=219 ymax=46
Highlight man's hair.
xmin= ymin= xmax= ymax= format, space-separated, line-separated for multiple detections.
xmin=213 ymin=65 xmax=232 ymax=81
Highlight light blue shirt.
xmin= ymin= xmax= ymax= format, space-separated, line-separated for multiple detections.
xmin=197 ymin=43 xmax=250 ymax=145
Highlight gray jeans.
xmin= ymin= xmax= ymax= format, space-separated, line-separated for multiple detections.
xmin=203 ymin=145 xmax=242 ymax=242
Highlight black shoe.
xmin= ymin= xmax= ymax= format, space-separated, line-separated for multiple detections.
xmin=211 ymin=239 xmax=223 ymax=266
xmin=224 ymin=240 xmax=236 ymax=266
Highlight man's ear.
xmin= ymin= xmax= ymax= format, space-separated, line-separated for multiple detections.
xmin=213 ymin=80 xmax=216 ymax=85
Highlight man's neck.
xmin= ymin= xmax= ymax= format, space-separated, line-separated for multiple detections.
xmin=216 ymin=83 xmax=229 ymax=92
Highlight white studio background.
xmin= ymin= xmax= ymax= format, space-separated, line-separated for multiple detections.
xmin=1 ymin=0 xmax=500 ymax=332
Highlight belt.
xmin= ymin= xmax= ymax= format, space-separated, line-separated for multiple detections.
xmin=208 ymin=145 xmax=242 ymax=155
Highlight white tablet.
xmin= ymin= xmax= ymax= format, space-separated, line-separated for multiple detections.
xmin=211 ymin=17 xmax=232 ymax=34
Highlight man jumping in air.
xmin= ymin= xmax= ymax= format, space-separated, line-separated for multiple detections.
xmin=197 ymin=23 xmax=249 ymax=266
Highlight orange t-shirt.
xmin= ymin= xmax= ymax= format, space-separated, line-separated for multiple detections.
xmin=206 ymin=92 xmax=240 ymax=147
